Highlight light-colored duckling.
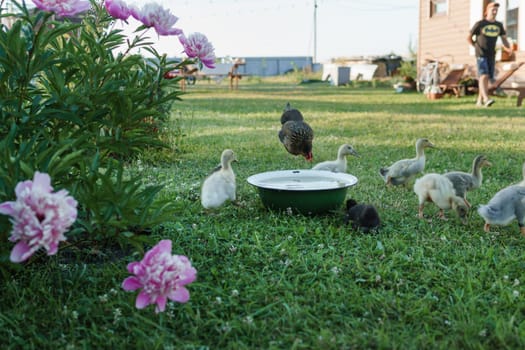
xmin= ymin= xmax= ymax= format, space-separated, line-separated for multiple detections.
xmin=379 ymin=138 xmax=435 ymax=186
xmin=444 ymin=155 xmax=492 ymax=208
xmin=312 ymin=143 xmax=359 ymax=172
xmin=201 ymin=149 xmax=237 ymax=209
xmin=478 ymin=185 xmax=525 ymax=236
xmin=414 ymin=173 xmax=469 ymax=223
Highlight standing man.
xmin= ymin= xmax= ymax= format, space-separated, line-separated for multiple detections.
xmin=468 ymin=2 xmax=513 ymax=107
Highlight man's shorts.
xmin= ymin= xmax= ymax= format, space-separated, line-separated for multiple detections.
xmin=477 ymin=56 xmax=495 ymax=80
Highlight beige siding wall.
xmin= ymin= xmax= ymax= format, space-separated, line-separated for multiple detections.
xmin=418 ymin=1 xmax=472 ymax=69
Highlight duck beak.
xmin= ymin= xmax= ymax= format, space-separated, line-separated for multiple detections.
xmin=304 ymin=153 xmax=313 ymax=162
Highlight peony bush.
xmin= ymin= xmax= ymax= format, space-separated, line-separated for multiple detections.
xmin=0 ymin=0 xmax=203 ymax=313
xmin=0 ymin=0 xmax=212 ymax=265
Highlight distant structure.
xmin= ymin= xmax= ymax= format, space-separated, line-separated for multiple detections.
xmin=232 ymin=56 xmax=315 ymax=77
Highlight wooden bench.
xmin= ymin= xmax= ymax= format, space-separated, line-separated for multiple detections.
xmin=489 ymin=62 xmax=525 ymax=106
xmin=503 ymin=82 xmax=525 ymax=107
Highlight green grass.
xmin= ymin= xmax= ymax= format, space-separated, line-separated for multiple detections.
xmin=2 ymin=78 xmax=525 ymax=349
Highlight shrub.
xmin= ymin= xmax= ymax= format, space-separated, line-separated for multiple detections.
xmin=0 ymin=1 xmax=213 ymax=262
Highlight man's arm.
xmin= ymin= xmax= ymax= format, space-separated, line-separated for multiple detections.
xmin=500 ymin=34 xmax=513 ymax=53
xmin=467 ymin=34 xmax=475 ymax=47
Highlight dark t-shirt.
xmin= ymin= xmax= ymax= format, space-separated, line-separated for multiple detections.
xmin=470 ymin=19 xmax=506 ymax=57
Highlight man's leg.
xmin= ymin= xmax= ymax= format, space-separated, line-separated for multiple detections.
xmin=479 ymin=74 xmax=494 ymax=107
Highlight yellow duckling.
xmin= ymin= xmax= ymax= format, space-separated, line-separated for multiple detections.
xmin=414 ymin=173 xmax=469 ymax=223
xmin=379 ymin=138 xmax=435 ymax=186
xmin=201 ymin=149 xmax=237 ymax=209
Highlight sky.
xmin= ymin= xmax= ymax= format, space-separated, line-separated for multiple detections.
xmin=122 ymin=0 xmax=419 ymax=62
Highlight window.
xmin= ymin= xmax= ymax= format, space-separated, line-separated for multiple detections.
xmin=506 ymin=0 xmax=519 ymax=45
xmin=430 ymin=0 xmax=448 ymax=17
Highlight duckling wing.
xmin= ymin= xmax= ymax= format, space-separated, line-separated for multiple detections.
xmin=312 ymin=160 xmax=343 ymax=172
xmin=444 ymin=172 xmax=473 ymax=197
xmin=383 ymin=158 xmax=423 ymax=184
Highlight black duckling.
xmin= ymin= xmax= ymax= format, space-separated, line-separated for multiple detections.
xmin=343 ymin=199 xmax=380 ymax=233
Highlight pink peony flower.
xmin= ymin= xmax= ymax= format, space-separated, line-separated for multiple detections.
xmin=31 ymin=0 xmax=91 ymax=17
xmin=0 ymin=172 xmax=78 ymax=263
xmin=130 ymin=3 xmax=182 ymax=36
xmin=105 ymin=0 xmax=131 ymax=21
xmin=179 ymin=32 xmax=216 ymax=68
xmin=122 ymin=240 xmax=197 ymax=313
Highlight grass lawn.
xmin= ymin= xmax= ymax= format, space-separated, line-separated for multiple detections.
xmin=2 ymin=77 xmax=525 ymax=349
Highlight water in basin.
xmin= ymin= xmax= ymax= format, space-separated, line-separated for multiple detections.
xmin=259 ymin=175 xmax=347 ymax=190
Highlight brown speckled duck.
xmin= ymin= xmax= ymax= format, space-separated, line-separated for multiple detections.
xmin=444 ymin=155 xmax=492 ymax=208
xmin=278 ymin=102 xmax=314 ymax=161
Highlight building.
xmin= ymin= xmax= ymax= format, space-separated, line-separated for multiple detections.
xmin=418 ymin=0 xmax=524 ymax=80
xmin=232 ymin=56 xmax=315 ymax=76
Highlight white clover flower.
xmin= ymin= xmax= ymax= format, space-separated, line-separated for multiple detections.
xmin=331 ymin=267 xmax=341 ymax=275
xmin=243 ymin=316 xmax=254 ymax=325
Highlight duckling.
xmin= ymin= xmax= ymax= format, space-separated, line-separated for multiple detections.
xmin=478 ymin=185 xmax=525 ymax=236
xmin=312 ymin=144 xmax=359 ymax=172
xmin=201 ymin=149 xmax=237 ymax=209
xmin=278 ymin=102 xmax=314 ymax=161
xmin=413 ymin=173 xmax=469 ymax=223
xmin=343 ymin=199 xmax=380 ymax=233
xmin=444 ymin=155 xmax=492 ymax=208
xmin=379 ymin=138 xmax=435 ymax=186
